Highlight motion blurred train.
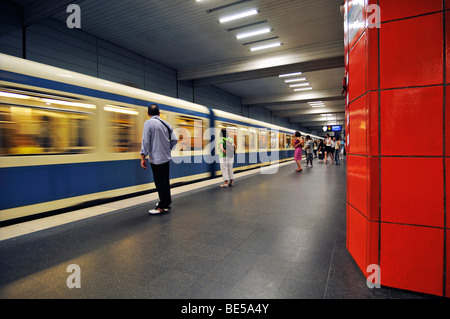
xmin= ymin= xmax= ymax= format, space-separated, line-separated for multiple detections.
xmin=0 ymin=54 xmax=322 ymax=224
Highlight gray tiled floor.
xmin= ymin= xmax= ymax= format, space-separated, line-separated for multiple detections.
xmin=0 ymin=159 xmax=439 ymax=299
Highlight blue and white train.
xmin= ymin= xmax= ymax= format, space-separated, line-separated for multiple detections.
xmin=0 ymin=54 xmax=322 ymax=224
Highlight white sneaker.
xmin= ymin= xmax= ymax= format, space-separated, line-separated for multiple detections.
xmin=149 ymin=208 xmax=169 ymax=215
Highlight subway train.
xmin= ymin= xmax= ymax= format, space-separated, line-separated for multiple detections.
xmin=0 ymin=54 xmax=322 ymax=224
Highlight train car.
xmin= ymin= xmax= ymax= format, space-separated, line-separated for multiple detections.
xmin=0 ymin=53 xmax=319 ymax=224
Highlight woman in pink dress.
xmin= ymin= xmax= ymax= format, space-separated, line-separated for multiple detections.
xmin=293 ymin=131 xmax=303 ymax=172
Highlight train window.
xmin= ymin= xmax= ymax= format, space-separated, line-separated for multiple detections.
xmin=248 ymin=128 xmax=256 ymax=150
xmin=175 ymin=116 xmax=205 ymax=151
xmin=0 ymin=90 xmax=95 ymax=156
xmin=258 ymin=129 xmax=267 ymax=150
xmin=270 ymin=131 xmax=278 ymax=149
xmin=240 ymin=127 xmax=248 ymax=150
xmin=279 ymin=133 xmax=285 ymax=149
xmin=286 ymin=134 xmax=293 ymax=148
xmin=240 ymin=127 xmax=255 ymax=151
xmin=104 ymin=105 xmax=139 ymax=153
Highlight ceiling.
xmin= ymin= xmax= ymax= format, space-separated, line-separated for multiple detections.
xmin=14 ymin=0 xmax=346 ymax=132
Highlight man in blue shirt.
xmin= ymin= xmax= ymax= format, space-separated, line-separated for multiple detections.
xmin=140 ymin=104 xmax=178 ymax=214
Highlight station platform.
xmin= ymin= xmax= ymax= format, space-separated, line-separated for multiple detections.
xmin=0 ymin=158 xmax=435 ymax=299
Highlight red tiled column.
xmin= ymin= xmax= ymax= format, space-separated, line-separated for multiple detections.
xmin=344 ymin=0 xmax=448 ymax=297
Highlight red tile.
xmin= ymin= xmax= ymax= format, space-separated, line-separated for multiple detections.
xmin=347 ymin=205 xmax=367 ymax=272
xmin=367 ymin=91 xmax=378 ymax=156
xmin=347 ymin=155 xmax=367 ymax=216
xmin=348 ymin=32 xmax=366 ymax=102
xmin=366 ymin=26 xmax=379 ymax=91
xmin=366 ymin=220 xmax=380 ymax=268
xmin=348 ymin=96 xmax=367 ymax=155
xmin=446 ymin=158 xmax=450 ymax=229
xmin=381 ymin=223 xmax=444 ymax=296
xmin=366 ymin=156 xmax=379 ymax=222
xmin=447 ymin=232 xmax=450 ymax=298
xmin=380 ymin=86 xmax=443 ymax=156
xmin=381 ymin=157 xmax=444 ymax=228
xmin=347 ymin=203 xmax=380 ymax=279
xmin=447 ymin=87 xmax=450 ymax=156
xmin=447 ymin=12 xmax=450 ymax=84
xmin=379 ymin=0 xmax=443 ymax=22
xmin=380 ymin=13 xmax=444 ymax=89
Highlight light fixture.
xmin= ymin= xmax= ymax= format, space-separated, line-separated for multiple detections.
xmin=236 ymin=27 xmax=271 ymax=39
xmin=284 ymin=77 xmax=307 ymax=83
xmin=219 ymin=9 xmax=258 ymax=23
xmin=289 ymin=82 xmax=310 ymax=87
xmin=279 ymin=72 xmax=302 ymax=77
xmin=309 ymin=101 xmax=325 ymax=106
xmin=308 ymin=101 xmax=323 ymax=104
xmin=250 ymin=42 xmax=281 ymax=51
xmin=293 ymin=87 xmax=313 ymax=91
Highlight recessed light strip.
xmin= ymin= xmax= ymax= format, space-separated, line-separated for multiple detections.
xmin=250 ymin=42 xmax=281 ymax=51
xmin=289 ymin=82 xmax=310 ymax=87
xmin=279 ymin=72 xmax=302 ymax=77
xmin=237 ymin=27 xmax=271 ymax=39
xmin=284 ymin=77 xmax=307 ymax=83
xmin=219 ymin=9 xmax=258 ymax=23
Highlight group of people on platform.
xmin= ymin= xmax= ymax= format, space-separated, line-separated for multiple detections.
xmin=293 ymin=132 xmax=344 ymax=172
xmin=140 ymin=104 xmax=344 ymax=215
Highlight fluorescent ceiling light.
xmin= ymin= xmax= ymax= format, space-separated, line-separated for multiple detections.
xmin=284 ymin=77 xmax=307 ymax=83
xmin=311 ymin=104 xmax=325 ymax=107
xmin=250 ymin=42 xmax=281 ymax=51
xmin=279 ymin=72 xmax=302 ymax=77
xmin=236 ymin=27 xmax=271 ymax=39
xmin=219 ymin=9 xmax=258 ymax=23
xmin=289 ymin=82 xmax=310 ymax=87
xmin=308 ymin=101 xmax=323 ymax=104
xmin=293 ymin=87 xmax=313 ymax=91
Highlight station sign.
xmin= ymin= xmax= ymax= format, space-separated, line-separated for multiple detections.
xmin=322 ymin=125 xmax=342 ymax=132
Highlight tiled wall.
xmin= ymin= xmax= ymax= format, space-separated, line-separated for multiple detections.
xmin=345 ymin=0 xmax=449 ymax=297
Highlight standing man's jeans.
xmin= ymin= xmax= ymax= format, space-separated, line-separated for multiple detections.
xmin=334 ymin=149 xmax=340 ymax=165
xmin=151 ymin=161 xmax=171 ymax=209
